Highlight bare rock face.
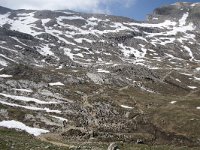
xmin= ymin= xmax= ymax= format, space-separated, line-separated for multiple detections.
xmin=107 ymin=142 xmax=119 ymax=150
xmin=0 ymin=6 xmax=11 ymax=14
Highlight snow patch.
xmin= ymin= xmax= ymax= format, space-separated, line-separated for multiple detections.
xmin=134 ymin=36 xmax=148 ymax=42
xmin=0 ymin=54 xmax=17 ymax=63
xmin=196 ymin=67 xmax=200 ymax=71
xmin=0 ymin=46 xmax=18 ymax=53
xmin=118 ymin=43 xmax=146 ymax=58
xmin=175 ymin=79 xmax=181 ymax=82
xmin=58 ymin=16 xmax=84 ymax=20
xmin=170 ymin=101 xmax=177 ymax=104
xmin=0 ymin=93 xmax=58 ymax=104
xmin=38 ymin=44 xmax=55 ymax=56
xmin=182 ymin=46 xmax=194 ymax=61
xmin=126 ymin=20 xmax=177 ymax=29
xmin=188 ymin=86 xmax=197 ymax=89
xmin=0 ymin=59 xmax=8 ymax=67
xmin=194 ymin=77 xmax=200 ymax=81
xmin=50 ymin=115 xmax=68 ymax=122
xmin=97 ymin=69 xmax=110 ymax=73
xmin=63 ymin=48 xmax=74 ymax=60
xmin=49 ymin=82 xmax=64 ymax=86
xmin=0 ymin=41 xmax=6 ymax=44
xmin=191 ymin=3 xmax=199 ymax=7
xmin=0 ymin=74 xmax=12 ymax=78
xmin=13 ymin=89 xmax=33 ymax=93
xmin=0 ymin=100 xmax=61 ymax=113
xmin=74 ymin=38 xmax=94 ymax=44
xmin=140 ymin=86 xmax=154 ymax=93
xmin=179 ymin=12 xmax=189 ymax=26
xmin=0 ymin=12 xmax=42 ymax=35
xmin=159 ymin=37 xmax=175 ymax=45
xmin=0 ymin=120 xmax=49 ymax=136
xmin=121 ymin=105 xmax=134 ymax=109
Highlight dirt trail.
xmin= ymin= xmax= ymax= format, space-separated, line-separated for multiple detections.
xmin=161 ymin=70 xmax=173 ymax=82
xmin=185 ymin=89 xmax=199 ymax=97
xmin=37 ymin=134 xmax=72 ymax=148
xmin=37 ymin=134 xmax=110 ymax=149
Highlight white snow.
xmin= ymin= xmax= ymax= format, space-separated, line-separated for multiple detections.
xmin=42 ymin=19 xmax=76 ymax=46
xmin=72 ymin=70 xmax=78 ymax=72
xmin=175 ymin=79 xmax=181 ymax=82
xmin=59 ymin=20 xmax=134 ymax=37
xmin=42 ymin=18 xmax=51 ymax=25
xmin=0 ymin=120 xmax=49 ymax=136
xmin=74 ymin=38 xmax=94 ymax=44
xmin=170 ymin=23 xmax=195 ymax=35
xmin=56 ymin=65 xmax=63 ymax=69
xmin=188 ymin=86 xmax=197 ymax=89
xmin=110 ymin=22 xmax=134 ymax=32
xmin=13 ymin=89 xmax=33 ymax=93
xmin=63 ymin=48 xmax=74 ymax=60
xmin=85 ymin=17 xmax=109 ymax=28
xmin=14 ymin=45 xmax=22 ymax=49
xmin=140 ymin=86 xmax=154 ymax=93
xmin=0 ymin=54 xmax=17 ymax=63
xmin=50 ymin=115 xmax=68 ymax=122
xmin=0 ymin=41 xmax=6 ymax=44
xmin=49 ymin=82 xmax=64 ymax=86
xmin=0 ymin=46 xmax=18 ymax=53
xmin=159 ymin=37 xmax=176 ymax=45
xmin=38 ymin=44 xmax=55 ymax=56
xmin=97 ymin=69 xmax=110 ymax=73
xmin=97 ymin=58 xmax=103 ymax=62
xmin=180 ymin=73 xmax=193 ymax=76
xmin=179 ymin=12 xmax=189 ymax=26
xmin=104 ymin=52 xmax=111 ymax=56
xmin=146 ymin=23 xmax=195 ymax=39
xmin=0 ymin=59 xmax=8 ymax=67
xmin=88 ymin=17 xmax=109 ymax=22
xmin=196 ymin=67 xmax=200 ymax=71
xmin=118 ymin=43 xmax=146 ymax=58
xmin=0 ymin=74 xmax=12 ymax=78
xmin=85 ymin=20 xmax=98 ymax=27
xmin=74 ymin=48 xmax=81 ymax=51
xmin=121 ymin=105 xmax=134 ymax=109
xmin=126 ymin=20 xmax=177 ymax=29
xmin=0 ymin=12 xmax=42 ymax=36
xmin=182 ymin=46 xmax=194 ymax=61
xmin=75 ymin=53 xmax=84 ymax=58
xmin=170 ymin=101 xmax=177 ymax=104
xmin=194 ymin=77 xmax=200 ymax=81
xmin=0 ymin=100 xmax=61 ymax=113
xmin=58 ymin=16 xmax=84 ymax=20
xmin=0 ymin=93 xmax=58 ymax=104
xmin=191 ymin=3 xmax=199 ymax=7
xmin=11 ymin=37 xmax=28 ymax=47
xmin=153 ymin=17 xmax=158 ymax=20
xmin=134 ymin=36 xmax=148 ymax=42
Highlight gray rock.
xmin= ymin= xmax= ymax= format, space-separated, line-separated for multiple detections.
xmin=107 ymin=143 xmax=119 ymax=150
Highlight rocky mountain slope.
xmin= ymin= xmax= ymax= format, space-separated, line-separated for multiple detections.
xmin=0 ymin=2 xmax=200 ymax=149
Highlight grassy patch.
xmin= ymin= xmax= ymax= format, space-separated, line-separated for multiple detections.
xmin=0 ymin=128 xmax=67 ymax=150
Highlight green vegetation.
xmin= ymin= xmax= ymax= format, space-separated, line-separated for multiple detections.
xmin=0 ymin=128 xmax=67 ymax=150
